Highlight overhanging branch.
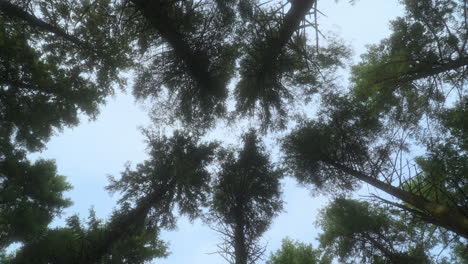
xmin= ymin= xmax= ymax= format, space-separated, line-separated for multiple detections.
xmin=0 ymin=0 xmax=87 ymax=47
xmin=323 ymin=158 xmax=468 ymax=238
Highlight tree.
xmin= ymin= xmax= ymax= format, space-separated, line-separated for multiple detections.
xmin=0 ymin=0 xmax=132 ymax=250
xmin=111 ymin=0 xmax=348 ymax=129
xmin=0 ymin=0 xmax=132 ymax=151
xmin=208 ymin=131 xmax=283 ymax=264
xmin=282 ymin=98 xmax=468 ymax=237
xmin=9 ymin=209 xmax=168 ymax=264
xmin=266 ymin=238 xmax=331 ymax=264
xmin=282 ymin=0 xmax=467 ymax=238
xmin=1 ymin=0 xmax=466 ymax=263
xmin=9 ymin=131 xmax=216 ymax=264
xmin=99 ymin=131 xmax=217 ymax=261
xmin=0 ymin=0 xmax=339 ymax=261
xmin=0 ymin=151 xmax=71 ymax=248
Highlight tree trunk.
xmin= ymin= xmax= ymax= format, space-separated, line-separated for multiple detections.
xmin=130 ymin=0 xmax=221 ymax=95
xmin=372 ymin=57 xmax=468 ymax=86
xmin=234 ymin=215 xmax=248 ymax=264
xmin=77 ymin=181 xmax=174 ymax=264
xmin=325 ymin=159 xmax=468 ymax=239
xmin=262 ymin=0 xmax=316 ymax=68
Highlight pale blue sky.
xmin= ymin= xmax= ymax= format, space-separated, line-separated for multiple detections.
xmin=29 ymin=1 xmax=404 ymax=263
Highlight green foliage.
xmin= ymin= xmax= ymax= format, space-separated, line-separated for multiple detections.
xmin=119 ymin=0 xmax=348 ymax=130
xmin=1 ymin=0 xmax=349 ymax=131
xmin=0 ymin=2 xmax=132 ymax=251
xmin=130 ymin=0 xmax=239 ymax=129
xmin=236 ymin=30 xmax=350 ymax=128
xmin=439 ymin=96 xmax=468 ymax=150
xmin=10 ymin=209 xmax=168 ymax=264
xmin=267 ymin=238 xmax=331 ymax=264
xmin=212 ymin=130 xmax=283 ymax=230
xmin=0 ymin=148 xmax=71 ymax=249
xmin=0 ymin=250 xmax=14 ymax=263
xmin=0 ymin=18 xmax=100 ymax=151
xmin=1 ymin=0 xmax=467 ymax=262
xmin=403 ymin=97 xmax=467 ymax=213
xmin=350 ymin=0 xmax=466 ymax=125
xmin=449 ymin=239 xmax=468 ymax=263
xmin=210 ymin=130 xmax=283 ymax=263
xmin=319 ymin=199 xmax=434 ymax=264
xmin=0 ymin=0 xmax=133 ymax=151
xmin=107 ymin=130 xmax=218 ymax=228
xmin=282 ymin=93 xmax=385 ymax=193
xmin=283 ymin=0 xmax=467 ymax=240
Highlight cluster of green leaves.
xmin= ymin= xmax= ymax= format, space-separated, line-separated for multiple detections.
xmin=318 ymin=198 xmax=436 ymax=264
xmin=266 ymin=238 xmax=331 ymax=264
xmin=0 ymin=0 xmax=133 ymax=150
xmin=8 ymin=209 xmax=168 ymax=264
xmin=107 ymin=131 xmax=218 ymax=228
xmin=282 ymin=93 xmax=384 ymax=193
xmin=0 ymin=18 xmax=99 ymax=151
xmin=0 ymin=150 xmax=71 ymax=248
xmin=130 ymin=0 xmax=240 ymax=128
xmin=236 ymin=13 xmax=350 ymax=128
xmin=351 ymin=0 xmax=467 ymax=124
xmin=119 ymin=0 xmax=349 ymax=130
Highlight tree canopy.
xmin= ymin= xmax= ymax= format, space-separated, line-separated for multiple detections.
xmin=318 ymin=198 xmax=436 ymax=264
xmin=0 ymin=0 xmax=466 ymax=263
xmin=266 ymin=238 xmax=331 ymax=264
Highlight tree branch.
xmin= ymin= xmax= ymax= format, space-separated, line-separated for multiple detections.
xmin=323 ymin=158 xmax=468 ymax=238
xmin=0 ymin=0 xmax=87 ymax=47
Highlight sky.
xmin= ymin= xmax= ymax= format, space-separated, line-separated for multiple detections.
xmin=28 ymin=1 xmax=404 ymax=263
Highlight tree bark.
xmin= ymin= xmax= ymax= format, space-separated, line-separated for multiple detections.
xmin=233 ymin=212 xmax=248 ymax=264
xmin=372 ymin=57 xmax=468 ymax=86
xmin=262 ymin=0 xmax=316 ymax=68
xmin=324 ymin=159 xmax=468 ymax=239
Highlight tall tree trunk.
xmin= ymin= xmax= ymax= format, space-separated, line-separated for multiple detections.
xmin=130 ymin=0 xmax=222 ymax=96
xmin=324 ymin=159 xmax=468 ymax=239
xmin=234 ymin=215 xmax=248 ymax=264
xmin=262 ymin=0 xmax=316 ymax=66
xmin=372 ymin=57 xmax=468 ymax=86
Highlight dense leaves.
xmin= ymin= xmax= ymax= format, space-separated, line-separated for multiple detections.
xmin=107 ymin=130 xmax=218 ymax=228
xmin=130 ymin=0 xmax=239 ymax=128
xmin=1 ymin=0 xmax=467 ymax=263
xmin=0 ymin=150 xmax=71 ymax=248
xmin=235 ymin=1 xmax=350 ymax=128
xmin=0 ymin=0 xmax=132 ymax=151
xmin=319 ymin=199 xmax=435 ymax=264
xmin=351 ymin=0 xmax=467 ymax=124
xmin=9 ymin=209 xmax=168 ymax=264
xmin=267 ymin=238 xmax=331 ymax=264
xmin=0 ymin=18 xmax=100 ymax=151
